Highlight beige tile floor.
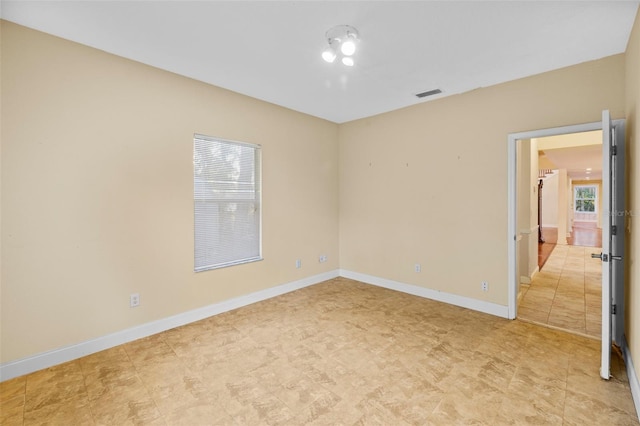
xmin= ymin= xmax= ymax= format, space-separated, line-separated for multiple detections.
xmin=518 ymin=245 xmax=602 ymax=339
xmin=1 ymin=277 xmax=637 ymax=425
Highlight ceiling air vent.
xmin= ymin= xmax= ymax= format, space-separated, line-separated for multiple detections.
xmin=415 ymin=89 xmax=442 ymax=98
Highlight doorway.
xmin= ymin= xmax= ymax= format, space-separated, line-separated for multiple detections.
xmin=517 ymin=131 xmax=603 ymax=338
xmin=508 ymin=113 xmax=626 ymax=379
xmin=509 ymin=121 xmax=608 ymax=317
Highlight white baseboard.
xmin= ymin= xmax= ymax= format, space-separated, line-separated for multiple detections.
xmin=531 ymin=266 xmax=539 ymax=279
xmin=520 ymin=266 xmax=540 ymax=285
xmin=0 ymin=270 xmax=339 ymax=382
xmin=339 ymin=269 xmax=509 ymax=319
xmin=623 ymin=336 xmax=640 ymax=421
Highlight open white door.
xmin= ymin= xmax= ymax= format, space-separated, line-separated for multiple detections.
xmin=597 ymin=110 xmax=625 ymax=380
xmin=611 ymin=119 xmax=626 ymax=348
xmin=599 ymin=110 xmax=612 ymax=380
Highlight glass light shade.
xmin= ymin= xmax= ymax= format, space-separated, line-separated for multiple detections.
xmin=342 ymin=57 xmax=354 ymax=66
xmin=322 ymin=48 xmax=336 ymax=63
xmin=340 ymin=39 xmax=356 ymax=56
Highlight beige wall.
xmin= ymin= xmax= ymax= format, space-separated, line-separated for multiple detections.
xmin=339 ymin=54 xmax=625 ymax=305
xmin=625 ymin=9 xmax=640 ymax=383
xmin=517 ymin=138 xmax=539 ymax=280
xmin=0 ymin=21 xmax=339 ymax=363
xmin=541 ymin=172 xmax=559 ymax=227
xmin=516 ymin=138 xmax=538 ymax=282
xmin=557 ymin=170 xmax=569 ymax=245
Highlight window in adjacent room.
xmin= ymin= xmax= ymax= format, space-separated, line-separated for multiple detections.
xmin=193 ymin=134 xmax=262 ymax=272
xmin=574 ymin=184 xmax=597 ymax=213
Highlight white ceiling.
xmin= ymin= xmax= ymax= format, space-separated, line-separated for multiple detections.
xmin=537 ymin=130 xmax=603 ymax=180
xmin=1 ymin=1 xmax=638 ymax=123
xmin=541 ymin=144 xmax=603 ymax=180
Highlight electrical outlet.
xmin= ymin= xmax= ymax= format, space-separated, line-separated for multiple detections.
xmin=295 ymin=259 xmax=302 ymax=269
xmin=130 ymin=293 xmax=140 ymax=308
xmin=415 ymin=263 xmax=421 ymax=273
xmin=481 ymin=281 xmax=489 ymax=292
xmin=319 ymin=255 xmax=327 ymax=263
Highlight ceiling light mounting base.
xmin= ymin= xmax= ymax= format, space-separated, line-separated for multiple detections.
xmin=325 ymin=24 xmax=359 ymax=45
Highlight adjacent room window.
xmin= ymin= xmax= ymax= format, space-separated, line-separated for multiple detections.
xmin=193 ymin=134 xmax=262 ymax=272
xmin=574 ymin=185 xmax=597 ymax=213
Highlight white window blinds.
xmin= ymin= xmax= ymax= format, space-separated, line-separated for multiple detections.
xmin=193 ymin=134 xmax=262 ymax=272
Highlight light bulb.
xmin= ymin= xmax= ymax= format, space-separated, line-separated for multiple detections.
xmin=342 ymin=57 xmax=354 ymax=66
xmin=322 ymin=47 xmax=336 ymax=63
xmin=340 ymin=39 xmax=356 ymax=56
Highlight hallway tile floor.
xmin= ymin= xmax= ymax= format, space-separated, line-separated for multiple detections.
xmin=518 ymin=245 xmax=601 ymax=338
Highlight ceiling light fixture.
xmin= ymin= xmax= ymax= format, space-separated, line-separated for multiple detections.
xmin=322 ymin=25 xmax=359 ymax=66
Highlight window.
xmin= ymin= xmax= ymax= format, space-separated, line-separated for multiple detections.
xmin=193 ymin=134 xmax=262 ymax=271
xmin=574 ymin=185 xmax=597 ymax=213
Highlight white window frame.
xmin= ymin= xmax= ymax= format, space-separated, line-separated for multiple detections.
xmin=574 ymin=184 xmax=598 ymax=213
xmin=193 ymin=134 xmax=262 ymax=272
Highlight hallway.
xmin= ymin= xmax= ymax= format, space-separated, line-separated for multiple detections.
xmin=567 ymin=221 xmax=602 ymax=247
xmin=518 ymin=244 xmax=601 ymax=339
xmin=538 ymin=222 xmax=602 ymax=270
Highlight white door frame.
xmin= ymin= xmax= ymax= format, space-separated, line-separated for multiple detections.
xmin=507 ymin=121 xmax=603 ymax=319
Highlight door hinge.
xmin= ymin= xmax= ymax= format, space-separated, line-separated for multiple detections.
xmin=612 ymin=225 xmax=617 ymax=235
xmin=612 ymin=145 xmax=617 ymax=155
xmin=612 ymin=304 xmax=617 ymax=315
